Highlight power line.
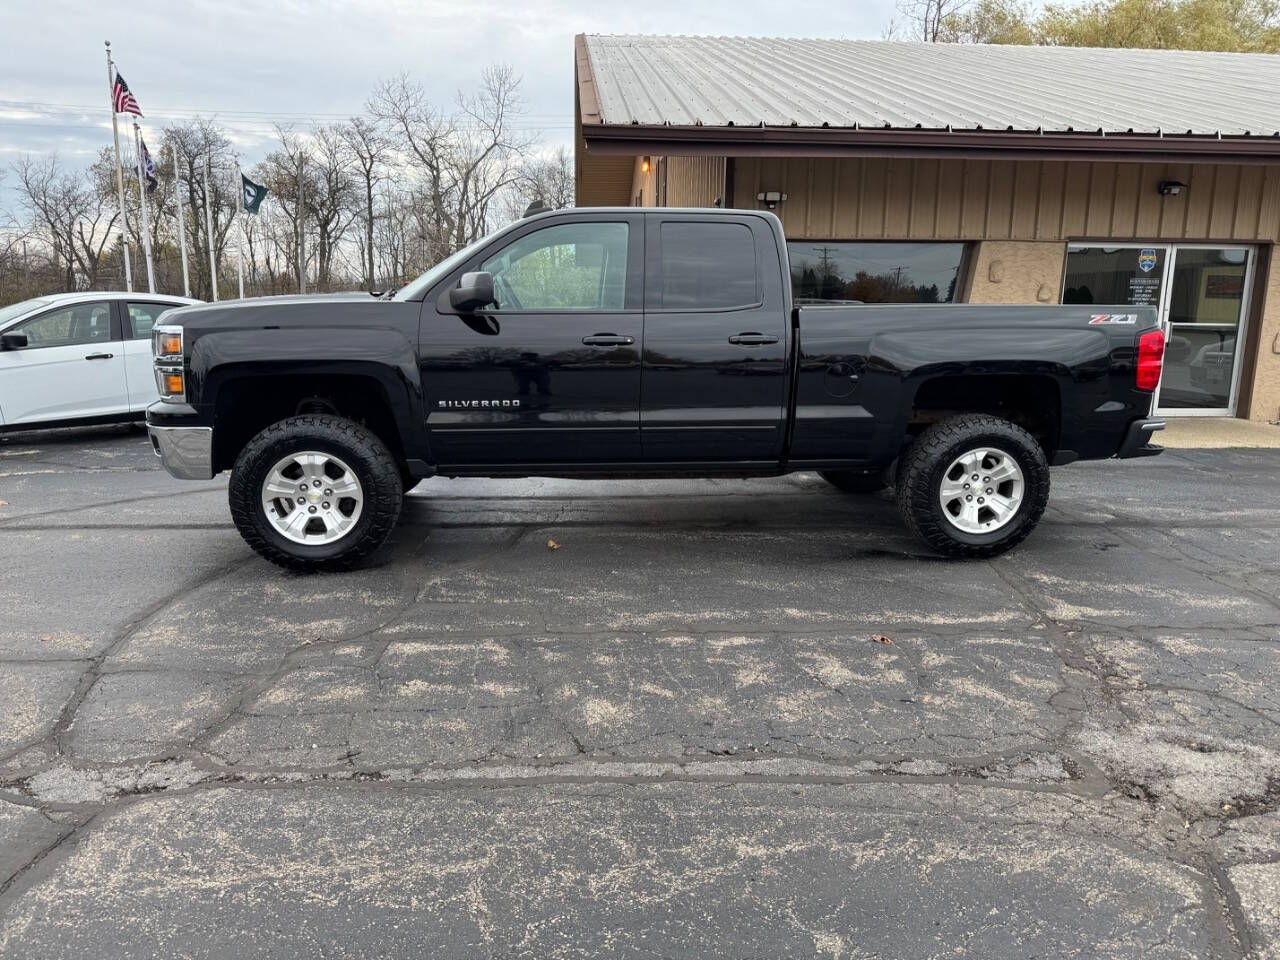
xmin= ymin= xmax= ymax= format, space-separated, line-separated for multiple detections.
xmin=0 ymin=119 xmax=574 ymax=133
xmin=0 ymin=97 xmax=568 ymax=124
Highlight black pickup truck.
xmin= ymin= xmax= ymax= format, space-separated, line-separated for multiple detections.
xmin=146 ymin=207 xmax=1166 ymax=570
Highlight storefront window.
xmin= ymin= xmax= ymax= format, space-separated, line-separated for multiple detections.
xmin=787 ymin=242 xmax=968 ymax=304
xmin=1062 ymin=244 xmax=1253 ymax=415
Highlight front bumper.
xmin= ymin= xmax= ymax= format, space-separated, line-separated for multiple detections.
xmin=148 ymin=425 xmax=214 ymax=479
xmin=1117 ymin=418 xmax=1165 ymax=459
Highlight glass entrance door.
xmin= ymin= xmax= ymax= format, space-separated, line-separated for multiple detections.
xmin=1157 ymin=246 xmax=1254 ymax=416
xmin=1063 ymin=244 xmax=1254 ymax=416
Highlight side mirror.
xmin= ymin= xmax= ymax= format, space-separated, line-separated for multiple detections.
xmin=0 ymin=332 xmax=28 ymax=350
xmin=449 ymin=271 xmax=495 ymax=312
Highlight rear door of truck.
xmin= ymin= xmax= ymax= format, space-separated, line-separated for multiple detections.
xmin=639 ymin=212 xmax=790 ymax=461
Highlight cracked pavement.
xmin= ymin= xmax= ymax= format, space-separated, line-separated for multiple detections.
xmin=0 ymin=424 xmax=1278 ymax=958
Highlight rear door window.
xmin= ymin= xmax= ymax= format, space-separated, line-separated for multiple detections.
xmin=126 ymin=302 xmax=174 ymax=339
xmin=658 ymin=222 xmax=758 ymax=310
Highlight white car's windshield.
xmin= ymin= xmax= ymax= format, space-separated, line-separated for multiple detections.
xmin=388 ymin=219 xmax=527 ymax=301
xmin=0 ymin=297 xmax=52 ymax=326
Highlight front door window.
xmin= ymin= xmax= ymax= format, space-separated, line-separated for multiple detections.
xmin=481 ymin=222 xmax=628 ymax=311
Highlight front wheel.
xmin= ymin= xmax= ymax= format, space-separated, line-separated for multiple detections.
xmin=896 ymin=415 xmax=1049 ymax=558
xmin=228 ymin=415 xmax=403 ymax=571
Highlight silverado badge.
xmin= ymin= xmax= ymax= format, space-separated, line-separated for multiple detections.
xmin=437 ymin=400 xmax=522 ymax=408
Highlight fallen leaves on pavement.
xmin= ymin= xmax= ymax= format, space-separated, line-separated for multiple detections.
xmin=873 ymin=634 xmax=893 ymax=645
xmin=547 ymin=538 xmax=561 ymax=551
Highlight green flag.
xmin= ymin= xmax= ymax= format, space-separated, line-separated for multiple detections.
xmin=241 ymin=174 xmax=268 ymax=214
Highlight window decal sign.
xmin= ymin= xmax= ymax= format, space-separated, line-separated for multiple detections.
xmin=1138 ymin=249 xmax=1158 ymax=273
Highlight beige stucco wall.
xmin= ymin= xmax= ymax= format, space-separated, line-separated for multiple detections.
xmin=1252 ymin=264 xmax=1280 ymax=421
xmin=966 ymin=242 xmax=1064 ymax=305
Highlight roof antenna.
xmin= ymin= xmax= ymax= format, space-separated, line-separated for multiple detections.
xmin=523 ymin=199 xmax=549 ymax=217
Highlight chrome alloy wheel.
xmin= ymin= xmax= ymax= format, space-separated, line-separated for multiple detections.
xmin=938 ymin=446 xmax=1025 ymax=534
xmin=261 ymin=451 xmax=364 ymax=545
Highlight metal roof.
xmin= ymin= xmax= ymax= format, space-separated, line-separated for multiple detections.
xmin=582 ymin=35 xmax=1280 ymax=139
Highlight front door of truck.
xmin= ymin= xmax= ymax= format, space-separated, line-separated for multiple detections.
xmin=421 ymin=214 xmax=645 ymax=466
xmin=640 ymin=214 xmax=789 ymax=461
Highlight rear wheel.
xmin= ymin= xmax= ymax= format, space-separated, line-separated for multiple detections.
xmin=818 ymin=469 xmax=888 ymax=494
xmin=229 ymin=415 xmax=403 ymax=571
xmin=896 ymin=415 xmax=1049 ymax=558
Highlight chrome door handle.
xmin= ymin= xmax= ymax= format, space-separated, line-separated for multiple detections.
xmin=84 ymin=353 xmax=114 ymax=360
xmin=582 ymin=334 xmax=634 ymax=346
xmin=728 ymin=333 xmax=779 ymax=346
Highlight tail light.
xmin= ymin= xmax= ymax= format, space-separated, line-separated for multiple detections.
xmin=1136 ymin=328 xmax=1165 ymax=391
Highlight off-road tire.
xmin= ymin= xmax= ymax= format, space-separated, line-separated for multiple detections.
xmin=896 ymin=415 xmax=1049 ymax=559
xmin=819 ymin=469 xmax=888 ymax=494
xmin=229 ymin=415 xmax=403 ymax=571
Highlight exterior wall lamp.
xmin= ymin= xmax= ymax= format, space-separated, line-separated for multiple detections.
xmin=756 ymin=190 xmax=787 ymax=209
xmin=641 ymin=157 xmax=651 ymax=174
xmin=1158 ymin=180 xmax=1186 ymax=196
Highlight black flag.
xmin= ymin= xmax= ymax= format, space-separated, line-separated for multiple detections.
xmin=241 ymin=174 xmax=268 ymax=214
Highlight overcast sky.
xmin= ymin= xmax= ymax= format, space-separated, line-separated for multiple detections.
xmin=0 ymin=0 xmax=896 ymax=182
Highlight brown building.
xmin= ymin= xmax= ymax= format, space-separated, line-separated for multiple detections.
xmin=574 ymin=34 xmax=1280 ymax=422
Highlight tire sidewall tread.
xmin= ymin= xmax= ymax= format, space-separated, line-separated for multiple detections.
xmin=896 ymin=414 xmax=1050 ymax=559
xmin=228 ymin=414 xmax=403 ymax=572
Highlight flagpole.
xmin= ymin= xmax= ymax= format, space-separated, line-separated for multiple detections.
xmin=202 ymin=157 xmax=218 ymax=301
xmin=105 ymin=42 xmax=132 ymax=292
xmin=133 ymin=122 xmax=156 ymax=293
xmin=234 ymin=160 xmax=245 ymax=299
xmin=172 ymin=145 xmax=191 ymax=298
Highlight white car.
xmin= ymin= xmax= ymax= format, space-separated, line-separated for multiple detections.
xmin=0 ymin=292 xmax=199 ymax=432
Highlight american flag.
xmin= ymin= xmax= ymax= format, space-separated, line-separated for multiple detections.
xmin=112 ymin=71 xmax=142 ymax=117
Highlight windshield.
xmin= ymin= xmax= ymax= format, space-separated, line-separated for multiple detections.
xmin=0 ymin=297 xmax=52 ymax=326
xmin=388 ymin=219 xmax=527 ymax=301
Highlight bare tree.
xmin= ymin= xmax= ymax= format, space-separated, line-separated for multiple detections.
xmin=257 ymin=127 xmax=311 ymax=291
xmin=304 ymin=126 xmax=358 ymax=290
xmin=895 ymin=0 xmax=973 ymax=41
xmin=371 ymin=65 xmax=536 ymax=263
xmin=504 ymin=146 xmax=574 ymax=222
xmin=337 ymin=116 xmax=391 ymax=290
xmin=15 ymin=153 xmax=117 ymax=292
xmin=161 ymin=120 xmax=237 ymax=300
xmin=2 ymin=63 xmax=548 ymax=307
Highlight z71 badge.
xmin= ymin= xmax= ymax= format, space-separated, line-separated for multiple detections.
xmin=1088 ymin=314 xmax=1139 ymax=325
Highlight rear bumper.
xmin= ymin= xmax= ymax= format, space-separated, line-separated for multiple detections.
xmin=148 ymin=425 xmax=213 ymax=479
xmin=1116 ymin=418 xmax=1165 ymax=459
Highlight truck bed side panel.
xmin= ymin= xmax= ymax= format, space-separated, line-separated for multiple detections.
xmin=789 ymin=304 xmax=1159 ymax=465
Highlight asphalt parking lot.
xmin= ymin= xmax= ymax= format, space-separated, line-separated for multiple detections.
xmin=0 ymin=425 xmax=1277 ymax=959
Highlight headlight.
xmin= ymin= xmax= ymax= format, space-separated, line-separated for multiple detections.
xmin=152 ymin=323 xmax=185 ymax=402
xmin=153 ymin=323 xmax=183 ymax=360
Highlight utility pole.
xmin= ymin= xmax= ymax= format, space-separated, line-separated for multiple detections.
xmin=297 ymin=152 xmax=306 ymax=294
xmin=105 ymin=42 xmax=132 ymax=292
